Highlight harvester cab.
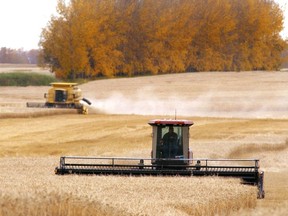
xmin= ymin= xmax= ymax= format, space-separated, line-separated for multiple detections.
xmin=149 ymin=119 xmax=193 ymax=166
xmin=45 ymin=82 xmax=82 ymax=106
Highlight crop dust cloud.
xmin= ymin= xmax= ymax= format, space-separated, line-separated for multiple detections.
xmin=88 ymin=88 xmax=288 ymax=119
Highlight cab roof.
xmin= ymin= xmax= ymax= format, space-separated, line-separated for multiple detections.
xmin=148 ymin=119 xmax=194 ymax=126
xmin=50 ymin=82 xmax=78 ymax=87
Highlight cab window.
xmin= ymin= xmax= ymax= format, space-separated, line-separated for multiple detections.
xmin=156 ymin=125 xmax=183 ymax=158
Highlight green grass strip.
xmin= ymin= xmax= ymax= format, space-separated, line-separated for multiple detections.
xmin=0 ymin=72 xmax=58 ymax=86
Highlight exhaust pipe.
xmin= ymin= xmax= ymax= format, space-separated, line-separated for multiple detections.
xmin=82 ymin=98 xmax=92 ymax=105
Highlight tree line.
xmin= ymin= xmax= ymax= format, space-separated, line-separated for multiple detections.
xmin=40 ymin=0 xmax=287 ymax=79
xmin=0 ymin=47 xmax=39 ymax=64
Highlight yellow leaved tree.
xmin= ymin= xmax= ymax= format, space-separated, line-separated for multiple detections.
xmin=40 ymin=0 xmax=287 ymax=79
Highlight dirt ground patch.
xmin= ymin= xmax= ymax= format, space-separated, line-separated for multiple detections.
xmin=0 ymin=63 xmax=51 ymax=75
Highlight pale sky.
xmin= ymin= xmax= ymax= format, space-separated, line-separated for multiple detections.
xmin=0 ymin=0 xmax=58 ymax=50
xmin=0 ymin=0 xmax=287 ymax=51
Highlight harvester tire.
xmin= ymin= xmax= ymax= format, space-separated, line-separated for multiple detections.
xmin=82 ymin=106 xmax=88 ymax=115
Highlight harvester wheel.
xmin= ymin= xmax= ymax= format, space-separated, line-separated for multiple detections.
xmin=82 ymin=106 xmax=88 ymax=115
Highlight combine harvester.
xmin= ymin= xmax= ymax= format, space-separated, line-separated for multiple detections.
xmin=55 ymin=119 xmax=265 ymax=199
xmin=27 ymin=82 xmax=91 ymax=114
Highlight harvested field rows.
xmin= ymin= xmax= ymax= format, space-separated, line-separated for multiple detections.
xmin=0 ymin=115 xmax=287 ymax=215
xmin=0 ymin=71 xmax=288 ymax=215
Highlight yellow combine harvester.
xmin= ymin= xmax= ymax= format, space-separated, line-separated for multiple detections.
xmin=27 ymin=82 xmax=91 ymax=114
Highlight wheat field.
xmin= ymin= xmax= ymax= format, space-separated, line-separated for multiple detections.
xmin=0 ymin=64 xmax=51 ymax=74
xmin=0 ymin=70 xmax=288 ymax=215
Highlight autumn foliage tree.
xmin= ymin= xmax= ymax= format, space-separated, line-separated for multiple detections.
xmin=39 ymin=0 xmax=287 ymax=79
